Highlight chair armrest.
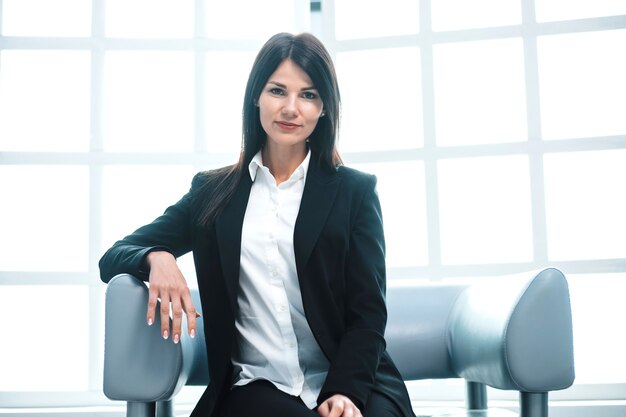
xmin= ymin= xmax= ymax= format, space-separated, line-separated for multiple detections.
xmin=103 ymin=274 xmax=188 ymax=401
xmin=386 ymin=268 xmax=575 ymax=395
xmin=448 ymin=268 xmax=575 ymax=392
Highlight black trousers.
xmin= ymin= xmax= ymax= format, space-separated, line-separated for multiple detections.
xmin=218 ymin=380 xmax=404 ymax=417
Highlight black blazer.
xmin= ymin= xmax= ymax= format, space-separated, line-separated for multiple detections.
xmin=99 ymin=156 xmax=415 ymax=417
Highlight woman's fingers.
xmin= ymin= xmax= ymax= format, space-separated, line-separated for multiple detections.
xmin=170 ymin=294 xmax=183 ymax=343
xmin=328 ymin=402 xmax=344 ymax=417
xmin=160 ymin=292 xmax=171 ymax=340
xmin=147 ymin=285 xmax=158 ymax=327
xmin=182 ymin=289 xmax=199 ymax=338
xmin=146 ymin=251 xmax=198 ymax=343
xmin=317 ymin=395 xmax=361 ymax=417
xmin=147 ymin=287 xmax=198 ymax=342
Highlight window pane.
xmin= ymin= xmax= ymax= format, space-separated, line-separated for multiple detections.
xmin=205 ymin=51 xmax=257 ymax=154
xmin=205 ymin=0 xmax=306 ymax=40
xmin=105 ymin=0 xmax=194 ymax=38
xmin=335 ymin=0 xmax=419 ymax=40
xmin=103 ymin=51 xmax=194 ymax=152
xmin=1 ymin=0 xmax=91 ymax=37
xmin=433 ymin=38 xmax=527 ymax=146
xmin=432 ymin=0 xmax=521 ymax=32
xmin=101 ymin=165 xmax=197 ymax=282
xmin=348 ymin=161 xmax=428 ymax=268
xmin=0 ymin=51 xmax=91 ymax=152
xmin=101 ymin=165 xmax=195 ymax=250
xmin=0 ymin=285 xmax=89 ymax=391
xmin=438 ymin=156 xmax=533 ymax=264
xmin=337 ymin=48 xmax=423 ymax=152
xmin=0 ymin=166 xmax=89 ymax=271
xmin=538 ymin=29 xmax=626 ymax=140
xmin=568 ymin=273 xmax=626 ymax=384
xmin=536 ymin=0 xmax=626 ymax=23
xmin=544 ymin=150 xmax=626 ymax=261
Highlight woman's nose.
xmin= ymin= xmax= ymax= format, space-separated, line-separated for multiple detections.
xmin=281 ymin=94 xmax=298 ymax=116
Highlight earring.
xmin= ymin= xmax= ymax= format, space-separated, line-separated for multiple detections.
xmin=320 ymin=110 xmax=326 ymax=117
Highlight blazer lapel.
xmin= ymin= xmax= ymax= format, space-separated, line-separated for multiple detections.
xmin=215 ymin=174 xmax=252 ymax=311
xmin=294 ymin=161 xmax=341 ymax=274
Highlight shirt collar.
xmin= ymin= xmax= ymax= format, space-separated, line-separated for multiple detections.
xmin=248 ymin=149 xmax=311 ymax=183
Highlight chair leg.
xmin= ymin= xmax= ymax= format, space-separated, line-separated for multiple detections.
xmin=127 ymin=402 xmax=156 ymax=417
xmin=520 ymin=392 xmax=548 ymax=417
xmin=466 ymin=381 xmax=488 ymax=410
xmin=157 ymin=400 xmax=174 ymax=417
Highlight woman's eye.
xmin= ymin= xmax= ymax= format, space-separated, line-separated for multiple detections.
xmin=302 ymin=91 xmax=317 ymax=100
xmin=269 ymin=87 xmax=285 ymax=95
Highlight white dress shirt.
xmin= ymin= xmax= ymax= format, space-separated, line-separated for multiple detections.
xmin=231 ymin=150 xmax=329 ymax=408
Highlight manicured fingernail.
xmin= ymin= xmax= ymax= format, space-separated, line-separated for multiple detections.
xmin=163 ymin=330 xmax=169 ymax=340
xmin=148 ymin=318 xmax=153 ymax=326
xmin=173 ymin=334 xmax=180 ymax=344
xmin=190 ymin=329 xmax=196 ymax=338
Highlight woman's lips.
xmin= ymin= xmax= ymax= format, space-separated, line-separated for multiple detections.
xmin=276 ymin=121 xmax=300 ymax=131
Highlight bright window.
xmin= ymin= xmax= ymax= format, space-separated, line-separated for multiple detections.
xmin=438 ymin=155 xmax=533 ymax=265
xmin=204 ymin=51 xmax=258 ymax=154
xmin=0 ymin=51 xmax=91 ymax=152
xmin=432 ymin=0 xmax=521 ymax=31
xmin=205 ymin=0 xmax=305 ymax=40
xmin=0 ymin=0 xmax=311 ymax=407
xmin=103 ymin=51 xmax=195 ymax=152
xmin=1 ymin=0 xmax=625 ymax=409
xmin=349 ymin=160 xmax=429 ymax=267
xmin=1 ymin=0 xmax=91 ymax=37
xmin=0 ymin=165 xmax=90 ymax=272
xmin=105 ymin=0 xmax=195 ymax=38
xmin=535 ymin=0 xmax=626 ymax=22
xmin=0 ymin=286 xmax=90 ymax=391
xmin=101 ymin=165 xmax=196 ymax=250
xmin=433 ymin=38 xmax=527 ymax=146
xmin=538 ymin=29 xmax=626 ymax=140
xmin=336 ymin=47 xmax=423 ymax=151
xmin=326 ymin=0 xmax=626 ymax=403
xmin=544 ymin=149 xmax=626 ymax=261
xmin=334 ymin=0 xmax=419 ymax=40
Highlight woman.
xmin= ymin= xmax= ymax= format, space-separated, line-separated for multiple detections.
xmin=99 ymin=32 xmax=415 ymax=417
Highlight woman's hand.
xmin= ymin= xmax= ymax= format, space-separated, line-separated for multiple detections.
xmin=317 ymin=394 xmax=362 ymax=417
xmin=146 ymin=251 xmax=199 ymax=343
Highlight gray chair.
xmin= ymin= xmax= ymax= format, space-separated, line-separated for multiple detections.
xmin=103 ymin=268 xmax=574 ymax=417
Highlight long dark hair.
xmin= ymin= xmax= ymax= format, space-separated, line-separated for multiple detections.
xmin=195 ymin=32 xmax=342 ymax=227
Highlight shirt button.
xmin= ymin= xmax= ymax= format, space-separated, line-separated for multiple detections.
xmin=278 ymin=305 xmax=287 ymax=312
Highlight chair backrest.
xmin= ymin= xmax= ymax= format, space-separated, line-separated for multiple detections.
xmin=103 ymin=268 xmax=575 ymax=401
xmin=385 ymin=283 xmax=466 ymax=380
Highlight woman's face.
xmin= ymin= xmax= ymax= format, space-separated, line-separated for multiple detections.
xmin=258 ymin=59 xmax=324 ymax=152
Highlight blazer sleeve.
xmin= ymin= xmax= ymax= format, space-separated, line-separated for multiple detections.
xmin=98 ymin=175 xmax=198 ymax=283
xmin=318 ymin=174 xmax=388 ymax=410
